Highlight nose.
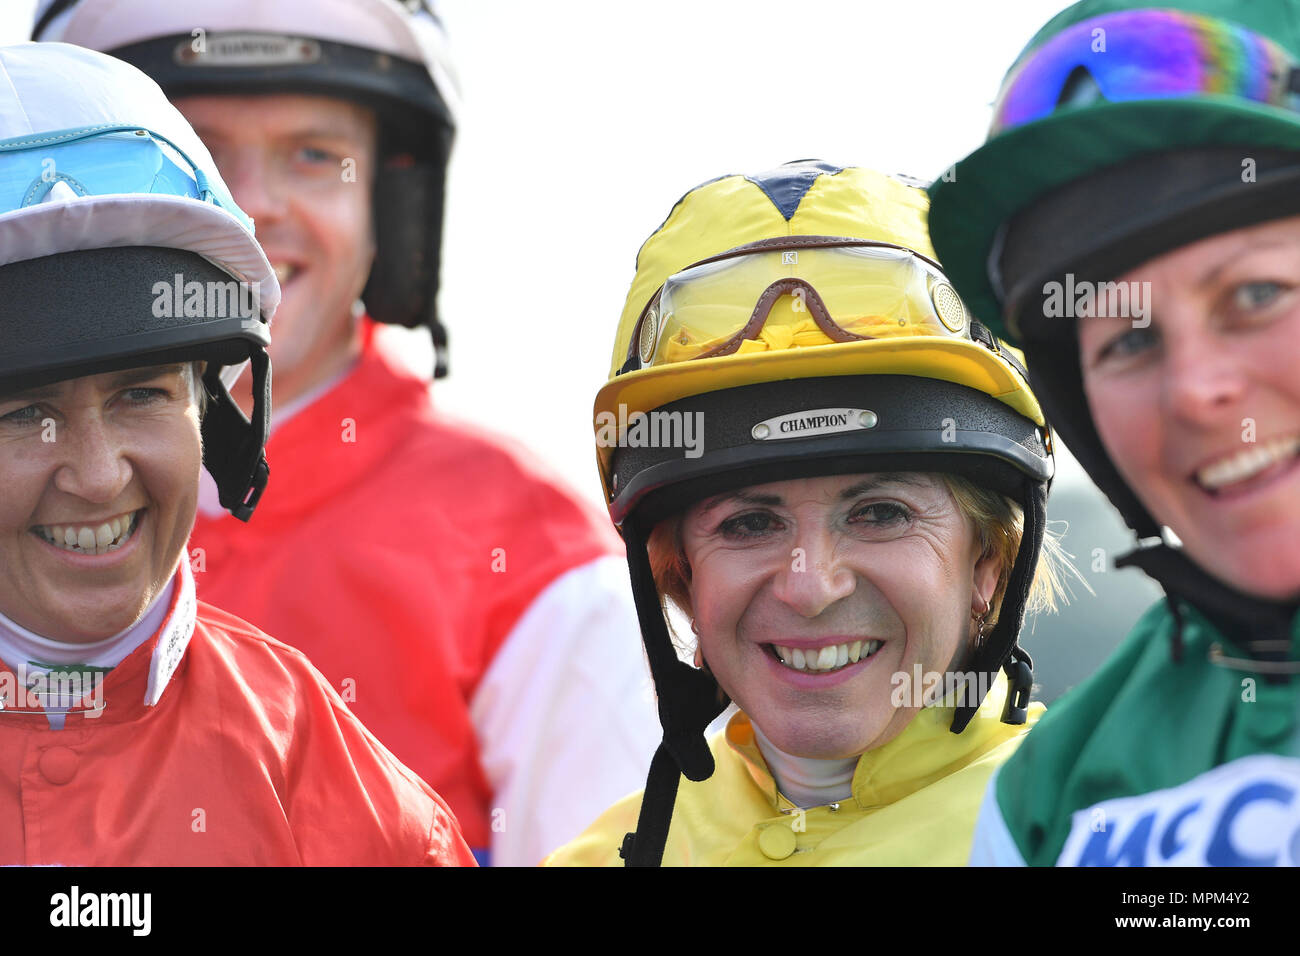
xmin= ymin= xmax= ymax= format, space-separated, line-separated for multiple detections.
xmin=771 ymin=523 xmax=857 ymax=618
xmin=1161 ymin=327 xmax=1248 ymax=426
xmin=217 ymin=148 xmax=287 ymax=226
xmin=53 ymin=416 xmax=132 ymax=504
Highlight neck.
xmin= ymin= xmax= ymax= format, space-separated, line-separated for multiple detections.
xmin=751 ymin=723 xmax=856 ymax=809
xmin=233 ymin=320 xmax=363 ymax=418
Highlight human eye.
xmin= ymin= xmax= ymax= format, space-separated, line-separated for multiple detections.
xmin=1091 ymin=324 xmax=1161 ymax=367
xmin=1224 ymin=279 xmax=1297 ymax=325
xmin=121 ymin=387 xmax=171 ymax=408
xmin=0 ymin=403 xmax=44 ymax=427
xmin=1233 ymin=280 xmax=1284 ymax=309
xmin=717 ymin=510 xmax=783 ymax=539
xmin=297 ymin=145 xmax=333 ymax=163
xmin=848 ymin=501 xmax=912 ymax=527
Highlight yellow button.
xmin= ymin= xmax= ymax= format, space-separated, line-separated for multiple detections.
xmin=757 ymin=823 xmax=797 ymax=860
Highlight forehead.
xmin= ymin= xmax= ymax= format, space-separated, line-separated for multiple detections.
xmin=172 ymin=92 xmax=378 ymax=145
xmin=0 ymin=364 xmax=187 ymax=402
xmin=1117 ymin=214 xmax=1300 ymax=286
xmin=692 ymin=472 xmax=945 ymax=513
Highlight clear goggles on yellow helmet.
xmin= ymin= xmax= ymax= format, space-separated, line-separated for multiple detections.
xmin=621 ymin=236 xmax=976 ymax=373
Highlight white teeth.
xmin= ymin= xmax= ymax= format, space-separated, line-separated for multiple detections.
xmin=1197 ymin=436 xmax=1300 ymax=490
xmin=773 ymin=639 xmax=881 ymax=674
xmin=36 ymin=511 xmax=138 ymax=555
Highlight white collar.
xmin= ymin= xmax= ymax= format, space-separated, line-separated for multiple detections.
xmin=751 ymin=723 xmax=857 ymax=809
xmin=0 ymin=558 xmax=197 ymax=716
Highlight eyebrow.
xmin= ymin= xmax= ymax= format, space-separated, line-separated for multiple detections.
xmin=107 ymin=364 xmax=187 ymax=388
xmin=1197 ymin=237 xmax=1300 ymax=289
xmin=282 ymin=128 xmax=368 ymax=144
xmin=837 ymin=473 xmax=930 ymax=498
xmin=0 ymin=364 xmax=186 ymax=404
xmin=190 ymin=124 xmax=369 ymax=150
xmin=696 ymin=472 xmax=930 ymax=514
xmin=696 ymin=489 xmax=782 ymax=514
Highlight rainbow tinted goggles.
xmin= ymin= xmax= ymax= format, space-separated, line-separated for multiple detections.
xmin=990 ymin=9 xmax=1300 ymax=137
xmin=621 ymin=237 xmax=975 ymax=373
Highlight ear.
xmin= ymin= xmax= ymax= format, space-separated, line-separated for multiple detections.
xmin=971 ymin=549 xmax=1001 ymax=617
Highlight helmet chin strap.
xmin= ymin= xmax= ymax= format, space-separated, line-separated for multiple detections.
xmin=618 ymin=520 xmax=729 ymax=868
xmin=201 ymin=348 xmax=271 ymax=522
xmin=950 ymin=476 xmax=1044 ymax=733
xmin=1115 ymin=543 xmax=1300 ymax=678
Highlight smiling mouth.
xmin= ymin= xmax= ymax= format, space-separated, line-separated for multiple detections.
xmin=1193 ymin=435 xmax=1300 ymax=495
xmin=766 ymin=640 xmax=882 ymax=674
xmin=31 ymin=509 xmax=143 ymax=556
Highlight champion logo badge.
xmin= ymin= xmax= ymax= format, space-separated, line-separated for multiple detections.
xmin=751 ymin=408 xmax=878 ymax=441
xmin=175 ymin=33 xmax=321 ymax=68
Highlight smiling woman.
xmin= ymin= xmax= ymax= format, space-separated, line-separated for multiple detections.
xmin=0 ymin=41 xmax=473 ymax=866
xmin=927 ymin=0 xmax=1300 ymax=869
xmin=0 ymin=365 xmax=200 ymax=643
xmin=545 ymin=162 xmax=1071 ymax=867
xmin=649 ymin=470 xmax=1058 ymax=756
xmin=1077 ymin=218 xmax=1300 ymax=601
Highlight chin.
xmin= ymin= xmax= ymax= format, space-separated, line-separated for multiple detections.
xmin=1187 ymin=536 xmax=1300 ymax=603
xmin=759 ymin=717 xmax=880 ymax=761
xmin=1217 ymin=556 xmax=1300 ymax=603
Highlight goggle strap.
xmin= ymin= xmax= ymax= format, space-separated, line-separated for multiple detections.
xmin=622 ymin=238 xmax=949 ymax=373
xmin=695 ymin=277 xmax=869 ymax=360
xmin=0 ymin=124 xmax=245 ymax=227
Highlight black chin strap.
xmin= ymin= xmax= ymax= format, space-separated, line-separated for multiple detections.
xmin=200 ymin=349 xmax=272 ymax=522
xmin=618 ymin=521 xmax=729 ymax=867
xmin=1115 ymin=543 xmax=1299 ymax=680
xmin=951 ymin=478 xmax=1045 ymax=733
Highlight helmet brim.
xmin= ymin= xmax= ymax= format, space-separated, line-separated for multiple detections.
xmin=0 ymin=192 xmax=279 ymax=315
xmin=595 ymin=336 xmax=1044 ymax=508
xmin=929 ymin=96 xmax=1300 ymax=342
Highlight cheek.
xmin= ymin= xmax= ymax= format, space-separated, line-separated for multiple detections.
xmin=873 ymin=541 xmax=969 ymax=660
xmin=140 ymin=418 xmax=203 ymax=512
xmin=1082 ymin=365 xmax=1159 ymax=476
xmin=686 ymin=549 xmax=769 ymax=631
xmin=326 ymin=183 xmax=375 ymax=262
xmin=0 ymin=451 xmax=53 ymax=527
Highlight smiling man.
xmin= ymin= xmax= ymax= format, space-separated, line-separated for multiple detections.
xmin=0 ymin=41 xmax=472 ymax=865
xmin=36 ymin=0 xmax=658 ymax=865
